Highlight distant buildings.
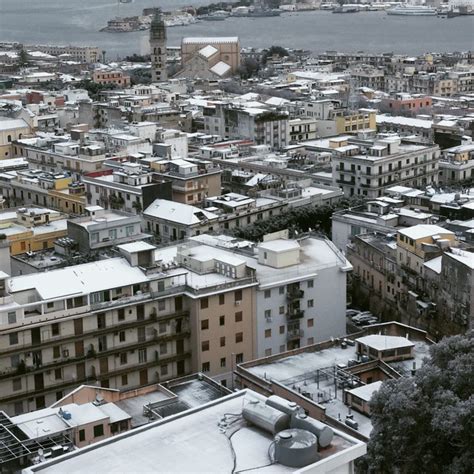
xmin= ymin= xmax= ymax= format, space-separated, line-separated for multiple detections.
xmin=178 ymin=37 xmax=241 ymax=79
xmin=91 ymin=70 xmax=131 ymax=88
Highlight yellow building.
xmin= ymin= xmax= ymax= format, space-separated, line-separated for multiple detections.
xmin=397 ymin=224 xmax=456 ymax=275
xmin=335 ymin=109 xmax=376 ymax=134
xmin=0 ymin=208 xmax=68 ymax=255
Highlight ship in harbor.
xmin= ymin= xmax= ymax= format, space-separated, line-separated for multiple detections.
xmin=386 ymin=4 xmax=437 ymax=16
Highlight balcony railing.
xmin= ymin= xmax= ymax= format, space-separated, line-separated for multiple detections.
xmin=287 ymin=329 xmax=304 ymax=341
xmin=286 ymin=309 xmax=305 ymax=321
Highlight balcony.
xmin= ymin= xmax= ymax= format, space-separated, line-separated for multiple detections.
xmin=287 ymin=329 xmax=304 ymax=341
xmin=286 ymin=309 xmax=305 ymax=321
xmin=286 ymin=290 xmax=304 ymax=302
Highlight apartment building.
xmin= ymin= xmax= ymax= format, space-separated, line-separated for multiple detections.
xmin=0 ymin=236 xmax=262 ymax=415
xmin=13 ymin=135 xmax=107 ymax=179
xmin=92 ymin=70 xmax=131 ymax=88
xmin=203 ymin=103 xmax=290 ymax=150
xmin=150 ymin=158 xmax=222 ymax=206
xmin=381 ymin=93 xmax=432 ymax=115
xmin=0 ymin=118 xmax=31 ymax=159
xmin=67 ymin=206 xmax=151 ymax=252
xmin=83 ymin=163 xmax=172 ymax=214
xmin=332 ymin=135 xmax=440 ymax=198
xmin=143 ymin=193 xmax=287 ymax=242
xmin=347 ymin=225 xmax=470 ymax=336
xmin=438 ymin=144 xmax=474 ymax=185
xmin=192 ymin=231 xmax=352 ymax=358
xmin=25 ymin=45 xmax=101 ymax=63
xmin=0 ymin=207 xmax=67 ymax=256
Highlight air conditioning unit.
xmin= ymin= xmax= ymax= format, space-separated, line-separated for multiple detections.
xmin=235 ymin=301 xmax=241 ymax=306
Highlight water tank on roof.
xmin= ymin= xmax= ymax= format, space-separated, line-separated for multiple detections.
xmin=266 ymin=395 xmax=299 ymax=416
xmin=242 ymin=400 xmax=290 ymax=434
xmin=273 ymin=429 xmax=319 ymax=468
xmin=291 ymin=413 xmax=334 ymax=448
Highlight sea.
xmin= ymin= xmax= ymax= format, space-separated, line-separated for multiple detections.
xmin=0 ymin=0 xmax=473 ymax=58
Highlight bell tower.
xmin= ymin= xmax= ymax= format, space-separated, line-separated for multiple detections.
xmin=150 ymin=10 xmax=167 ymax=82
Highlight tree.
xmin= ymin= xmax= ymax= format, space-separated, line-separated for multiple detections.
xmin=364 ymin=331 xmax=474 ymax=474
xmin=17 ymin=48 xmax=29 ymax=67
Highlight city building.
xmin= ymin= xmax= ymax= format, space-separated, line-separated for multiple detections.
xmin=91 ymin=70 xmax=131 ymax=88
xmin=150 ymin=158 xmax=222 ymax=206
xmin=67 ymin=206 xmax=151 ymax=252
xmin=0 ymin=117 xmax=31 ymax=159
xmin=82 ymin=163 xmax=172 ymax=214
xmin=23 ymin=389 xmax=367 ymax=474
xmin=179 ymin=37 xmax=241 ymax=79
xmin=191 ymin=231 xmax=352 ymax=358
xmin=236 ymin=322 xmax=433 ymax=440
xmin=0 ymin=207 xmax=68 ymax=256
xmin=332 ymin=135 xmax=440 ymax=198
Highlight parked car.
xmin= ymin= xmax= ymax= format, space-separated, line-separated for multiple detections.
xmin=353 ymin=313 xmax=376 ymax=325
xmin=361 ymin=317 xmax=379 ymax=326
xmin=351 ymin=311 xmax=372 ymax=323
xmin=346 ymin=309 xmax=361 ymax=318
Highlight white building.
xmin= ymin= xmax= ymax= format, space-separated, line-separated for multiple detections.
xmin=193 ymin=231 xmax=352 ymax=358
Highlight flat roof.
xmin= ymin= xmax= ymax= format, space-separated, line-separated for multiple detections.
xmin=346 ymin=381 xmax=383 ymax=403
xmin=24 ymin=390 xmax=364 ymax=474
xmin=356 ymin=335 xmax=415 ymax=351
xmin=398 ymin=224 xmax=454 ymax=240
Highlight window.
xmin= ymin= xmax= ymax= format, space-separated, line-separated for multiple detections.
xmin=202 ymin=341 xmax=210 ymax=352
xmin=235 ymin=311 xmax=242 ymax=322
xmin=308 ymin=319 xmax=314 ymax=328
xmin=12 ymin=378 xmax=22 ymax=391
xmin=118 ymin=308 xmax=125 ymax=321
xmin=158 ymin=299 xmax=166 ymax=311
xmin=279 ymin=306 xmax=285 ymax=315
xmin=307 ymin=299 xmax=314 ymax=308
xmin=9 ymin=333 xmax=18 ymax=345
xmin=79 ymin=429 xmax=86 ymax=442
xmin=219 ymin=294 xmax=225 ymax=305
xmin=8 ymin=312 xmax=16 ymax=324
xmin=138 ymin=348 xmax=147 ymax=363
xmin=279 ymin=286 xmax=285 ymax=295
xmin=97 ymin=314 xmax=106 ymax=330
xmin=202 ymin=362 xmax=210 ymax=372
xmin=265 ymin=329 xmax=272 ymax=338
xmin=307 ymin=337 xmax=314 ymax=345
xmin=119 ymin=331 xmax=126 ymax=342
xmin=234 ymin=289 xmax=242 ymax=302
xmin=121 ymin=374 xmax=128 ymax=386
xmin=265 ymin=348 xmax=272 ymax=356
xmin=201 ymin=319 xmax=209 ymax=330
xmin=51 ymin=323 xmax=60 ymax=336
xmin=236 ymin=353 xmax=243 ymax=364
xmin=160 ymin=364 xmax=168 ymax=376
xmin=54 ymin=368 xmax=62 ymax=380
xmin=219 ymin=315 xmax=225 ymax=326
xmin=235 ymin=332 xmax=243 ymax=343
xmin=279 ymin=345 xmax=286 ymax=353
xmin=264 ymin=289 xmax=271 ymax=299
xmin=220 ymin=337 xmax=226 ymax=347
xmin=159 ymin=322 xmax=167 ymax=334
xmin=120 ymin=353 xmax=127 ymax=365
xmin=264 ymin=309 xmax=271 ymax=319
xmin=307 ymin=280 xmax=314 ymax=288
xmin=279 ymin=325 xmax=285 ymax=334
xmin=93 ymin=425 xmax=104 ymax=438
xmin=159 ymin=343 xmax=167 ymax=355
xmin=53 ymin=346 xmax=61 ymax=359
xmin=201 ymin=298 xmax=209 ymax=309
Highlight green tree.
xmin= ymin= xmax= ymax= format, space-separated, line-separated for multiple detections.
xmin=364 ymin=331 xmax=474 ymax=474
xmin=18 ymin=48 xmax=29 ymax=67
